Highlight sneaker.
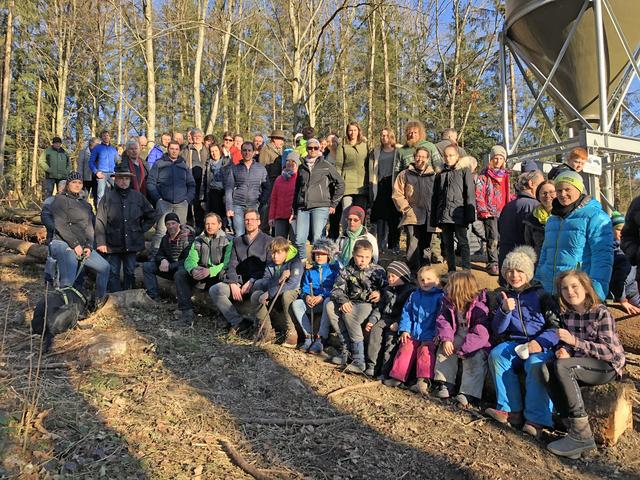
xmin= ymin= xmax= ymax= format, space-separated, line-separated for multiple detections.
xmin=485 ymin=408 xmax=509 ymax=424
xmin=299 ymin=337 xmax=313 ymax=351
xmin=487 ymin=263 xmax=499 ymax=276
xmin=383 ymin=378 xmax=402 ymax=387
xmin=409 ymin=378 xmax=430 ymax=395
xmin=344 ymin=361 xmax=366 ymax=374
xmin=329 ymin=350 xmax=348 ymax=366
xmin=455 ymin=394 xmax=469 ymax=408
xmin=522 ymin=422 xmax=543 ymax=439
xmin=364 ymin=366 xmax=375 ymax=377
xmin=308 ymin=338 xmax=324 ymax=355
xmin=434 ymin=383 xmax=451 ymax=399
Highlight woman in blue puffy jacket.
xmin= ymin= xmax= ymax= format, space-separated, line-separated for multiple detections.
xmin=534 ymin=171 xmax=613 ymax=300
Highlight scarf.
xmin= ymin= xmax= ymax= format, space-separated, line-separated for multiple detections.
xmin=304 ymin=156 xmax=316 ymax=169
xmin=551 ymin=194 xmax=587 ymax=218
xmin=532 ymin=204 xmax=551 ymax=225
xmin=128 ymin=156 xmax=146 ymax=195
xmin=282 ymin=169 xmax=296 ymax=180
xmin=341 ymin=226 xmax=363 ymax=263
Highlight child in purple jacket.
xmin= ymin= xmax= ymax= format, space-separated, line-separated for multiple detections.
xmin=433 ymin=271 xmax=491 ymax=407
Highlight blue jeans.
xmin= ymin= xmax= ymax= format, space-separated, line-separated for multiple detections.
xmin=232 ymin=205 xmax=248 ymax=236
xmin=49 ymin=239 xmax=110 ymax=300
xmin=151 ymin=199 xmax=189 ymax=249
xmin=488 ymin=341 xmax=555 ymax=427
xmin=95 ymin=176 xmax=114 ymax=205
xmin=142 ymin=261 xmax=178 ymax=299
xmin=291 ymin=297 xmax=330 ymax=337
xmin=106 ymin=253 xmax=137 ymax=292
xmin=294 ymin=207 xmax=329 ymax=260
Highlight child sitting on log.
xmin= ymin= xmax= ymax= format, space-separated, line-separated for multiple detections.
xmin=544 ymin=270 xmax=626 ymax=459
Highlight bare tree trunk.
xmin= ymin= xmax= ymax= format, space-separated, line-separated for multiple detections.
xmin=14 ymin=147 xmax=23 ymax=193
xmin=307 ymin=59 xmax=317 ymax=128
xmin=30 ymin=79 xmax=42 ymax=189
xmin=116 ymin=9 xmax=124 ymax=145
xmin=193 ymin=0 xmax=208 ymax=130
xmin=367 ymin=6 xmax=377 ymax=142
xmin=205 ymin=0 xmax=233 ymax=134
xmin=0 ymin=0 xmax=13 ymax=177
xmin=143 ymin=0 xmax=156 ymax=142
xmin=233 ymin=0 xmax=243 ymax=134
xmin=381 ymin=3 xmax=391 ymax=127
xmin=222 ymin=78 xmax=229 ymax=131
xmin=54 ymin=0 xmax=76 ymax=139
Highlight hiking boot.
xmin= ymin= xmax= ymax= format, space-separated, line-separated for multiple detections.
xmin=383 ymin=378 xmax=402 ymax=387
xmin=364 ymin=366 xmax=375 ymax=377
xmin=547 ymin=416 xmax=596 ymax=459
xmin=254 ymin=326 xmax=276 ymax=344
xmin=308 ymin=338 xmax=324 ymax=355
xmin=487 ymin=263 xmax=499 ymax=276
xmin=434 ymin=382 xmax=452 ymax=399
xmin=173 ymin=309 xmax=195 ymax=327
xmin=299 ymin=336 xmax=313 ymax=352
xmin=430 ymin=252 xmax=444 ymax=264
xmin=344 ymin=361 xmax=366 ymax=375
xmin=409 ymin=378 xmax=430 ymax=395
xmin=455 ymin=393 xmax=469 ymax=408
xmin=522 ymin=422 xmax=544 ymax=439
xmin=329 ymin=349 xmax=349 ymax=366
xmin=282 ymin=330 xmax=298 ymax=349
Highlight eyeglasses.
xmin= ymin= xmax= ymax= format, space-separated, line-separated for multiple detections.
xmin=224 ymin=138 xmax=233 ymax=142
xmin=347 ymin=217 xmax=361 ymax=223
xmin=308 ymin=146 xmax=320 ymax=151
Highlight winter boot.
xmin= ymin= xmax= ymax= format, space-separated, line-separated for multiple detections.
xmin=282 ymin=330 xmax=298 ymax=349
xmin=173 ymin=309 xmax=194 ymax=327
xmin=409 ymin=378 xmax=430 ymax=395
xmin=364 ymin=363 xmax=376 ymax=377
xmin=344 ymin=341 xmax=366 ymax=374
xmin=547 ymin=416 xmax=596 ymax=459
xmin=308 ymin=337 xmax=325 ymax=356
xmin=299 ymin=336 xmax=313 ymax=352
xmin=434 ymin=382 xmax=453 ymax=399
xmin=329 ymin=347 xmax=349 ymax=366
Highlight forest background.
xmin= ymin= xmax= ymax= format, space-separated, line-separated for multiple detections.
xmin=1 ymin=0 xmax=639 ymax=208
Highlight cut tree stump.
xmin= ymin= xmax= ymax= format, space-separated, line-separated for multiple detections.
xmin=0 ymin=235 xmax=48 ymax=261
xmin=0 ymin=220 xmax=47 ymax=243
xmin=582 ymin=381 xmax=635 ymax=446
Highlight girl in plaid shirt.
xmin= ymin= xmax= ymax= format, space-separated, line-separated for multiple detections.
xmin=545 ymin=270 xmax=625 ymax=459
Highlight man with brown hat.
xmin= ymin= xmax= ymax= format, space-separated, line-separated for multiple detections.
xmin=95 ymin=164 xmax=156 ymax=292
xmin=259 ymin=129 xmax=287 ymax=183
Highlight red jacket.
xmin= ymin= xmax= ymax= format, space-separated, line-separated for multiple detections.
xmin=269 ymin=172 xmax=298 ymax=221
xmin=475 ymin=167 xmax=512 ymax=219
xmin=230 ymin=146 xmax=242 ymax=165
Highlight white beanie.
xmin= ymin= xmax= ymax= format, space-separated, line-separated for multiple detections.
xmin=501 ymin=246 xmax=537 ymax=282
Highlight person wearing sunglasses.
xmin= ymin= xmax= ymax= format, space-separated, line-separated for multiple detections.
xmin=291 ymin=138 xmax=345 ymax=262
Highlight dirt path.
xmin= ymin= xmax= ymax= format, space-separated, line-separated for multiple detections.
xmin=1 ymin=262 xmax=639 ymax=479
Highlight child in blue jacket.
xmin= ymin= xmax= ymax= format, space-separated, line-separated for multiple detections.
xmin=291 ymin=239 xmax=340 ymax=355
xmin=251 ymin=236 xmax=303 ymax=347
xmin=486 ymin=246 xmax=560 ymax=437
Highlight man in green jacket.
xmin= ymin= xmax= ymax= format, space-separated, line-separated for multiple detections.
xmin=173 ymin=212 xmax=232 ymax=325
xmin=40 ymin=137 xmax=71 ymax=198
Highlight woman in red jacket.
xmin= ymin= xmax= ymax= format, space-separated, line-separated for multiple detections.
xmin=269 ymin=154 xmax=299 ymax=239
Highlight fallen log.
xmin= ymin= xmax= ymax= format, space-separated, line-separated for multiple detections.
xmin=582 ymin=381 xmax=635 ymax=446
xmin=0 ymin=235 xmax=48 ymax=261
xmin=219 ymin=439 xmax=274 ymax=480
xmin=0 ymin=253 xmax=40 ymax=266
xmin=0 ymin=207 xmax=42 ymax=224
xmin=0 ymin=220 xmax=47 ymax=244
xmin=327 ymin=380 xmax=381 ymax=400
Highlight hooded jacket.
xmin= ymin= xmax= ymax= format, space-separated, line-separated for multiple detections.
xmin=269 ymin=171 xmax=298 ymax=221
xmin=146 ymin=144 xmax=166 ymax=167
xmin=392 ymin=162 xmax=436 ymax=229
xmin=51 ymin=191 xmax=95 ymax=249
xmin=435 ymin=291 xmax=491 ymax=357
xmin=147 ymin=155 xmax=196 ymax=205
xmin=369 ymin=283 xmax=416 ymax=326
xmin=95 ymin=186 xmax=156 ymax=253
xmin=535 ymin=196 xmax=613 ymax=300
xmin=224 ymin=231 xmax=273 ymax=284
xmin=398 ymin=287 xmax=444 ymax=341
xmin=431 ymin=156 xmax=476 ymax=226
xmin=300 ymin=261 xmax=341 ymax=299
xmin=293 ymin=158 xmax=345 ymax=211
xmin=224 ymin=160 xmax=269 ymax=210
xmin=490 ymin=283 xmax=560 ymax=349
xmin=261 ymin=245 xmax=304 ymax=299
xmin=475 ymin=167 xmax=511 ymax=219
xmin=330 ymin=259 xmax=387 ymax=306
xmin=184 ymin=229 xmax=232 ymax=279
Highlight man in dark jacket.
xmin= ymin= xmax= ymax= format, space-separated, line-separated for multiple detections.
xmin=147 ymin=140 xmax=196 ymax=250
xmin=95 ymin=166 xmax=156 ymax=292
xmin=49 ymin=171 xmax=111 ymax=301
xmin=292 ymin=138 xmax=345 ymax=260
xmin=225 ymin=141 xmax=270 ymax=236
xmin=40 ymin=137 xmax=71 ymax=198
xmin=209 ymin=208 xmax=272 ymax=330
xmin=182 ymin=128 xmax=209 ymax=231
xmin=142 ymin=213 xmax=194 ymax=300
xmin=498 ymin=169 xmax=544 ymax=283
xmin=174 ymin=213 xmax=232 ymax=325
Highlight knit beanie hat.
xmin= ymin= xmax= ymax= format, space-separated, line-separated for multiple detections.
xmin=490 ymin=145 xmax=507 ymax=160
xmin=311 ymin=238 xmax=338 ymax=257
xmin=286 ymin=150 xmax=301 ymax=165
xmin=387 ymin=261 xmax=412 ymax=284
xmin=520 ymin=159 xmax=539 ymax=172
xmin=66 ymin=171 xmax=82 ymax=182
xmin=611 ymin=210 xmax=625 ymax=229
xmin=346 ymin=205 xmax=366 ymax=222
xmin=554 ymin=171 xmax=585 ymax=194
xmin=164 ymin=212 xmax=180 ymax=225
xmin=501 ymin=245 xmax=537 ymax=282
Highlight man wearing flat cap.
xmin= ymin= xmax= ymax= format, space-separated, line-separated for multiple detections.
xmin=95 ymin=164 xmax=156 ymax=293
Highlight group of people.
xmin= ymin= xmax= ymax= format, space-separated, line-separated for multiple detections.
xmin=39 ymin=121 xmax=634 ymax=461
